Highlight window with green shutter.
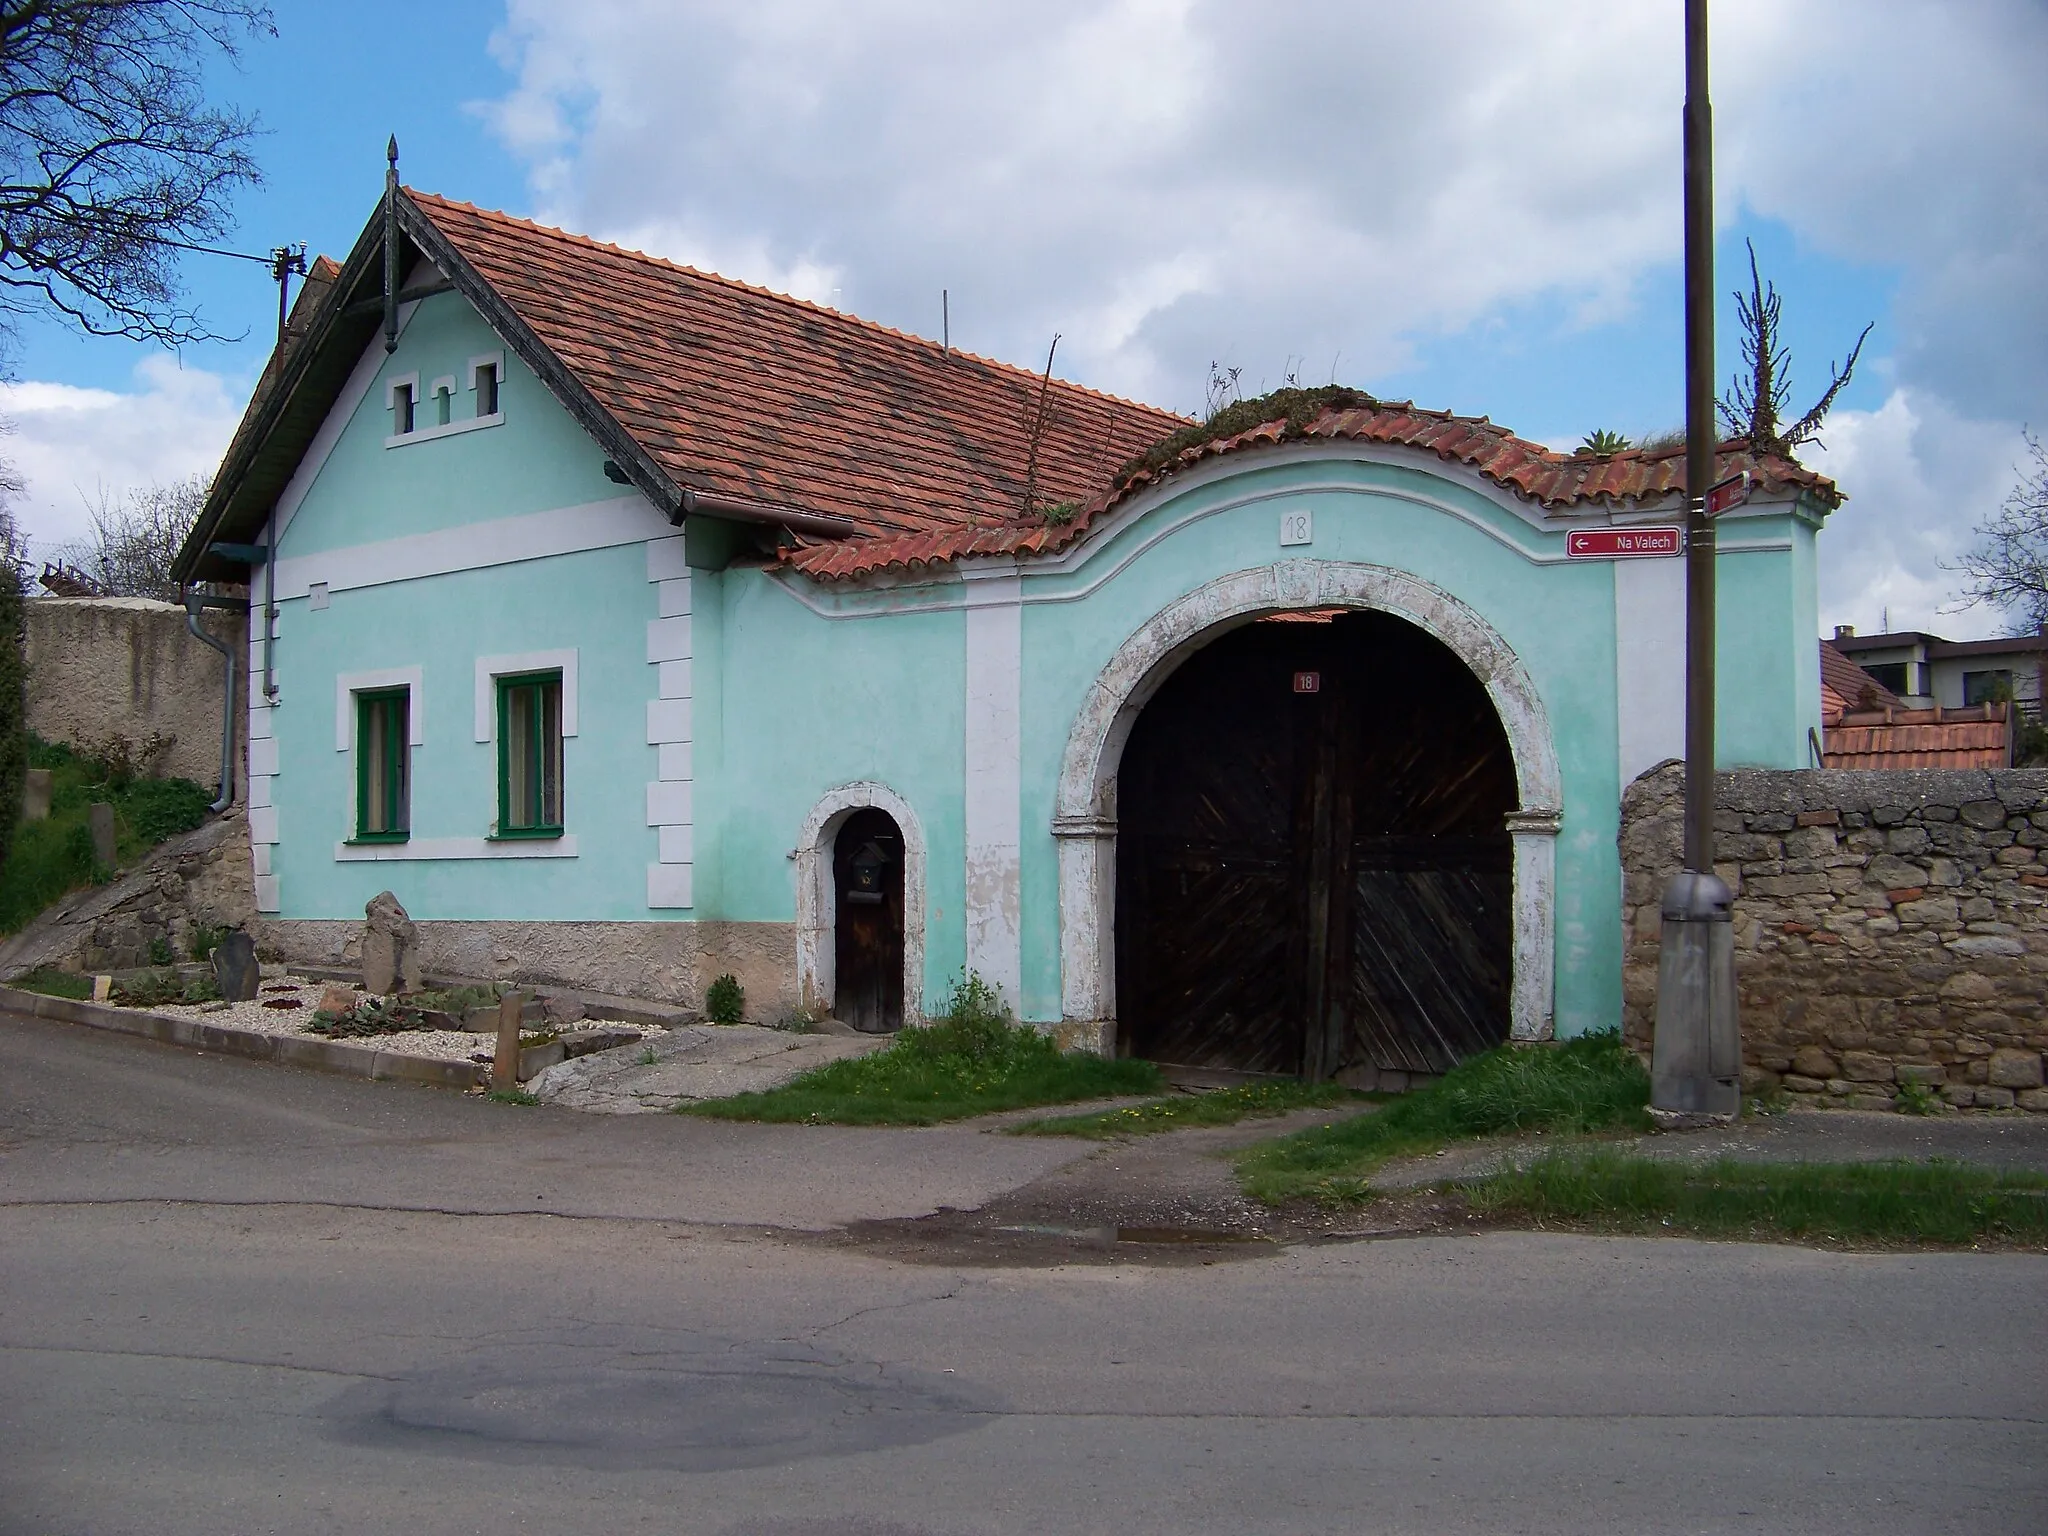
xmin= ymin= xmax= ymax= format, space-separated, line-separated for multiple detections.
xmin=497 ymin=671 xmax=564 ymax=836
xmin=353 ymin=688 xmax=410 ymax=842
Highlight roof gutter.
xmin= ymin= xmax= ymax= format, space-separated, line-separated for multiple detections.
xmin=676 ymin=488 xmax=856 ymax=539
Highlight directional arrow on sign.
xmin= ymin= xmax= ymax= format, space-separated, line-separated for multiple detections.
xmin=1703 ymin=469 xmax=1751 ymax=516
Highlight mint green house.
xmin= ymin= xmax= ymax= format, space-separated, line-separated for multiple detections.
xmin=175 ymin=185 xmax=1841 ymax=1084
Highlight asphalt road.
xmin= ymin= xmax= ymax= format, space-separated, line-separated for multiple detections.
xmin=4 ymin=1012 xmax=2045 ymax=1535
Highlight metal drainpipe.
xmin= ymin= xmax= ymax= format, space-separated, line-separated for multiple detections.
xmin=262 ymin=512 xmax=277 ymax=703
xmin=184 ymin=592 xmax=244 ymax=813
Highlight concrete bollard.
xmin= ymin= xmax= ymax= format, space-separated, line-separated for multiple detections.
xmin=492 ymin=991 xmax=524 ymax=1093
xmin=87 ymin=802 xmax=116 ymax=869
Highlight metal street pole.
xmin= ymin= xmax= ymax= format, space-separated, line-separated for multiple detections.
xmin=1651 ymin=0 xmax=1741 ymax=1120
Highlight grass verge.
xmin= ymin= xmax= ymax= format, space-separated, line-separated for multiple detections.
xmin=1010 ymin=1079 xmax=1363 ymax=1138
xmin=1235 ymin=1031 xmax=1650 ymax=1204
xmin=683 ymin=974 xmax=1163 ymax=1127
xmin=7 ymin=966 xmax=93 ymax=999
xmin=1461 ymin=1150 xmax=2048 ymax=1246
xmin=2 ymin=738 xmax=212 ymax=934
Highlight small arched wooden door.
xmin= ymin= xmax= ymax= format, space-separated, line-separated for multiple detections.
xmin=833 ymin=807 xmax=905 ymax=1032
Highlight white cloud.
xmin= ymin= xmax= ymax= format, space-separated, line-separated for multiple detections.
xmin=471 ymin=1 xmax=2044 ymax=632
xmin=1805 ymin=390 xmax=2025 ymax=640
xmin=0 ymin=353 xmax=245 ymax=567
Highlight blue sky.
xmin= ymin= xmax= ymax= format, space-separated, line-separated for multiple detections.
xmin=4 ymin=2 xmax=2040 ymax=640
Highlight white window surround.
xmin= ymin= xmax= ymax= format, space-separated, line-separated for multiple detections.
xmin=794 ymin=782 xmax=927 ymax=1026
xmin=428 ymin=375 xmax=457 ymax=427
xmin=335 ymin=835 xmax=578 ymax=862
xmin=335 ymin=667 xmax=425 ymax=751
xmin=385 ymin=409 xmax=504 ymax=449
xmin=385 ymin=372 xmax=420 ymax=434
xmin=474 ymin=649 xmax=578 ymax=741
xmin=467 ymin=351 xmax=504 ymax=392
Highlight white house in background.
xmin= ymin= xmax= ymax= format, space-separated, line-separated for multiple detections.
xmin=1829 ymin=627 xmax=2048 ymax=716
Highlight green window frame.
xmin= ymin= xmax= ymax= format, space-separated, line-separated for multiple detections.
xmin=496 ymin=671 xmax=564 ymax=837
xmin=352 ymin=688 xmax=410 ymax=843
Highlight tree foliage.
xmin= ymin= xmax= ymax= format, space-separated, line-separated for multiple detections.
xmin=48 ymin=472 xmax=206 ymax=599
xmin=0 ymin=0 xmax=272 ymax=351
xmin=1716 ymin=240 xmax=1871 ymax=459
xmin=1954 ymin=430 xmax=2048 ymax=634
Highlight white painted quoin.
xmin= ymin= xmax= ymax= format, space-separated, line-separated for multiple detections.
xmin=177 ymin=187 xmax=1840 ymax=1066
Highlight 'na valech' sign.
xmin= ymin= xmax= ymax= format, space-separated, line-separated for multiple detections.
xmin=1566 ymin=527 xmax=1684 ymax=559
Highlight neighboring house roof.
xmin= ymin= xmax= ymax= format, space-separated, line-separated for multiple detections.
xmin=175 ymin=188 xmax=1844 ymax=588
xmin=1821 ymin=702 xmax=2011 ymax=770
xmin=1830 ymin=628 xmax=2048 ymax=661
xmin=1819 ymin=639 xmax=1901 ymax=719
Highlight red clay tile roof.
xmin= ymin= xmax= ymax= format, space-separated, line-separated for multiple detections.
xmin=409 ymin=192 xmax=1186 ymax=544
xmin=784 ymin=406 xmax=1842 ymax=581
xmin=1819 ymin=639 xmax=1901 ymax=719
xmin=407 ymin=193 xmax=1841 ymax=585
xmin=1103 ymin=402 xmax=1840 ymax=516
xmin=1822 ymin=703 xmax=2011 ymax=770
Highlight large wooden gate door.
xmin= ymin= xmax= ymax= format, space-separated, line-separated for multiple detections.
xmin=1116 ymin=611 xmax=1516 ymax=1079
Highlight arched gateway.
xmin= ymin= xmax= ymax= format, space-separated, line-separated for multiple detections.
xmin=1053 ymin=561 xmax=1564 ymax=1068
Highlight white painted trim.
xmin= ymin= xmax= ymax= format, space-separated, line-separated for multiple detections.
xmin=273 ymin=494 xmax=668 ymax=600
xmin=1052 ymin=560 xmax=1563 ymax=1046
xmin=647 ymin=864 xmax=693 ymax=909
xmin=962 ymin=564 xmax=1023 ymax=1006
xmin=248 ymin=806 xmax=279 ymax=845
xmin=473 ymin=649 xmax=579 ymax=741
xmin=466 ymin=351 xmax=505 ymax=393
xmin=334 ymin=835 xmax=578 ymax=862
xmin=384 ymin=371 xmax=420 ymax=439
xmin=646 ymin=698 xmax=692 ymax=743
xmin=657 ymin=578 xmax=692 ymax=618
xmin=657 ymin=742 xmax=693 ymax=781
xmin=275 ymin=310 xmax=418 ymax=538
xmin=1614 ymin=556 xmax=1687 ymax=787
xmin=646 ymin=535 xmax=689 ymax=582
xmin=254 ymin=874 xmax=281 ymax=913
xmin=646 ymin=781 xmax=692 ymax=826
xmin=335 ymin=666 xmax=425 ymax=751
xmin=1504 ymin=810 xmax=1562 ymax=1043
xmin=384 ymin=410 xmax=504 ymax=449
xmin=646 ymin=615 xmax=692 ymax=663
xmin=795 ymin=782 xmax=928 ymax=1026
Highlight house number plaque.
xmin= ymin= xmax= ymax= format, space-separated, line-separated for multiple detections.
xmin=1279 ymin=510 xmax=1314 ymax=546
xmin=1293 ymin=671 xmax=1322 ymax=694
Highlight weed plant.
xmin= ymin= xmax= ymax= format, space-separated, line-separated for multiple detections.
xmin=1236 ymin=1031 xmax=1651 ymax=1204
xmin=685 ymin=972 xmax=1162 ymax=1126
xmin=1462 ymin=1151 xmax=2048 ymax=1246
xmin=1 ymin=737 xmax=211 ymax=933
xmin=705 ymin=973 xmax=745 ymax=1024
xmin=1013 ymin=1078 xmax=1360 ymax=1138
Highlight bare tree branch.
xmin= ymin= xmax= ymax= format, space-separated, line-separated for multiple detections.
xmin=0 ymin=0 xmax=271 ymax=353
xmin=1951 ymin=430 xmax=2048 ymax=633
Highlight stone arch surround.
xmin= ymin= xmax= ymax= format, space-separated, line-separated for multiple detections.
xmin=1051 ymin=559 xmax=1565 ymax=1052
xmin=795 ymin=781 xmax=929 ymax=1026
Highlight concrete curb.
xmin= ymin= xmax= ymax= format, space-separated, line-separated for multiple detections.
xmin=0 ymin=985 xmax=488 ymax=1091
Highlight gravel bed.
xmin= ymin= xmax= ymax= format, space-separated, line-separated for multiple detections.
xmin=132 ymin=975 xmax=657 ymax=1064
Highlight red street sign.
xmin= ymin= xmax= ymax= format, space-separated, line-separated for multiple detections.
xmin=1293 ymin=671 xmax=1321 ymax=693
xmin=1704 ymin=470 xmax=1751 ymax=516
xmin=1565 ymin=527 xmax=1684 ymax=559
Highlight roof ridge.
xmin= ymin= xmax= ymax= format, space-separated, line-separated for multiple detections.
xmin=405 ymin=188 xmax=1186 ymax=426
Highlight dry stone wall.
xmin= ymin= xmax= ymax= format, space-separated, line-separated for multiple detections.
xmin=1621 ymin=761 xmax=2048 ymax=1112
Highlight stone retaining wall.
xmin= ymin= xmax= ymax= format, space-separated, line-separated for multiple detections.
xmin=24 ymin=595 xmax=245 ymax=791
xmin=1620 ymin=761 xmax=2048 ymax=1112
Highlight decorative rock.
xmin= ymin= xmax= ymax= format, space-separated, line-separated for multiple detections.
xmin=211 ymin=930 xmax=260 ymax=1002
xmin=361 ymin=890 xmax=420 ymax=995
xmin=1986 ymin=1048 xmax=2045 ymax=1090
xmin=88 ymin=802 xmax=116 ymax=869
xmin=22 ymin=768 xmax=52 ymax=821
xmin=317 ymin=983 xmax=358 ymax=1016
